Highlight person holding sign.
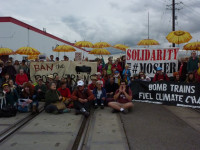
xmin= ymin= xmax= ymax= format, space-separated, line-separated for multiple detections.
xmin=152 ymin=67 xmax=169 ymax=82
xmin=108 ymin=80 xmax=133 ymax=114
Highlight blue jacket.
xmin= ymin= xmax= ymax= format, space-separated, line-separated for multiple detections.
xmin=122 ymin=69 xmax=131 ymax=81
xmin=93 ymin=88 xmax=107 ymax=99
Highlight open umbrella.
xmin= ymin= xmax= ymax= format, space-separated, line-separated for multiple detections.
xmin=27 ymin=55 xmax=39 ymax=60
xmin=183 ymin=41 xmax=200 ymax=50
xmin=74 ymin=41 xmax=93 ymax=48
xmin=53 ymin=45 xmax=76 ymax=52
xmin=137 ymin=39 xmax=159 ymax=46
xmin=113 ymin=44 xmax=129 ymax=51
xmin=93 ymin=42 xmax=111 ymax=48
xmin=0 ymin=47 xmax=15 ymax=56
xmin=166 ymin=30 xmax=192 ymax=44
xmin=89 ymin=48 xmax=110 ymax=55
xmin=16 ymin=47 xmax=40 ymax=55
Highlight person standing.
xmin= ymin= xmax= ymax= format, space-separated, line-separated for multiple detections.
xmin=187 ymin=51 xmax=199 ymax=73
xmin=19 ymin=60 xmax=29 ymax=74
xmin=49 ymin=55 xmax=55 ymax=62
xmin=3 ymin=60 xmax=16 ymax=80
xmin=122 ymin=64 xmax=131 ymax=84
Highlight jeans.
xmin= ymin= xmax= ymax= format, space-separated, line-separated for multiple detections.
xmin=74 ymin=100 xmax=91 ymax=112
xmin=94 ymin=99 xmax=105 ymax=105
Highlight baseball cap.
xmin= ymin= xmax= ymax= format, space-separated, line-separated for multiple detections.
xmin=156 ymin=67 xmax=162 ymax=71
xmin=77 ymin=80 xmax=84 ymax=86
xmin=115 ymin=71 xmax=119 ymax=74
xmin=2 ymin=83 xmax=9 ymax=88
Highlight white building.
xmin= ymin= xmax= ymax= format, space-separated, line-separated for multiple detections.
xmin=0 ymin=17 xmax=96 ymax=61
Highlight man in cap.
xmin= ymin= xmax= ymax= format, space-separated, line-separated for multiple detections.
xmin=152 ymin=67 xmax=169 ymax=82
xmin=88 ymin=75 xmax=97 ymax=92
xmin=46 ymin=74 xmax=54 ymax=89
xmin=71 ymin=80 xmax=95 ymax=117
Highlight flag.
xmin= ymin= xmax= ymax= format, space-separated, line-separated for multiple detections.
xmin=101 ymin=56 xmax=105 ymax=68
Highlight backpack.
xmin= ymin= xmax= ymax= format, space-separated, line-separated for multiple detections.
xmin=0 ymin=96 xmax=17 ymax=117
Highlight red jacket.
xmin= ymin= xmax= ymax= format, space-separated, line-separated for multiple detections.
xmin=112 ymin=63 xmax=122 ymax=72
xmin=15 ymin=73 xmax=28 ymax=85
xmin=88 ymin=83 xmax=96 ymax=91
xmin=57 ymin=87 xmax=71 ymax=98
xmin=152 ymin=73 xmax=169 ymax=82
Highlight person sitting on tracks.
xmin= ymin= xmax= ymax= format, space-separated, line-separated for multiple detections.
xmin=93 ymin=80 xmax=106 ymax=109
xmin=152 ymin=67 xmax=169 ymax=82
xmin=71 ymin=80 xmax=95 ymax=117
xmin=0 ymin=83 xmax=18 ymax=117
xmin=108 ymin=80 xmax=133 ymax=114
xmin=57 ymin=81 xmax=73 ymax=108
xmin=19 ymin=82 xmax=39 ymax=114
xmin=105 ymin=76 xmax=119 ymax=103
xmin=45 ymin=82 xmax=71 ymax=114
xmin=34 ymin=78 xmax=46 ymax=101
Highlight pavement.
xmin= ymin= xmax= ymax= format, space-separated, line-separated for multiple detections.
xmin=0 ymin=102 xmax=200 ymax=150
xmin=120 ymin=102 xmax=200 ymax=150
xmin=0 ymin=110 xmax=83 ymax=150
xmin=82 ymin=107 xmax=129 ymax=150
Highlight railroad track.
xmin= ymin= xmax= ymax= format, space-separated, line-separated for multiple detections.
xmin=0 ymin=107 xmax=44 ymax=143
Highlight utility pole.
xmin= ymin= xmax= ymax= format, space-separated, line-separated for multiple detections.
xmin=167 ymin=1 xmax=183 ymax=47
xmin=172 ymin=0 xmax=175 ymax=47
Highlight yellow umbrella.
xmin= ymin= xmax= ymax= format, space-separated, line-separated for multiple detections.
xmin=93 ymin=42 xmax=111 ymax=48
xmin=0 ymin=48 xmax=15 ymax=56
xmin=53 ymin=45 xmax=76 ymax=52
xmin=183 ymin=41 xmax=200 ymax=50
xmin=113 ymin=44 xmax=129 ymax=51
xmin=137 ymin=39 xmax=159 ymax=46
xmin=74 ymin=41 xmax=93 ymax=48
xmin=27 ymin=55 xmax=38 ymax=60
xmin=16 ymin=47 xmax=40 ymax=55
xmin=89 ymin=48 xmax=111 ymax=55
xmin=166 ymin=30 xmax=192 ymax=44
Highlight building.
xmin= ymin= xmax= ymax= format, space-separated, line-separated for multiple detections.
xmin=0 ymin=17 xmax=96 ymax=61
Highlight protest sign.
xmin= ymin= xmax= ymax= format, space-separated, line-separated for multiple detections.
xmin=126 ymin=48 xmax=179 ymax=77
xmin=75 ymin=52 xmax=82 ymax=61
xmin=131 ymin=81 xmax=200 ymax=108
xmin=30 ymin=61 xmax=97 ymax=83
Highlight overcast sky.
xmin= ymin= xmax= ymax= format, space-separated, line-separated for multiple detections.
xmin=0 ymin=0 xmax=200 ymax=53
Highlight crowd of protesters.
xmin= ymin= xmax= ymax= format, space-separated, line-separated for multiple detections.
xmin=0 ymin=50 xmax=200 ymax=117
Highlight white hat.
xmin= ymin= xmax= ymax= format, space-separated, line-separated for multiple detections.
xmin=48 ymin=75 xmax=54 ymax=79
xmin=95 ymin=72 xmax=101 ymax=75
xmin=77 ymin=80 xmax=84 ymax=86
xmin=96 ymin=80 xmax=103 ymax=85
